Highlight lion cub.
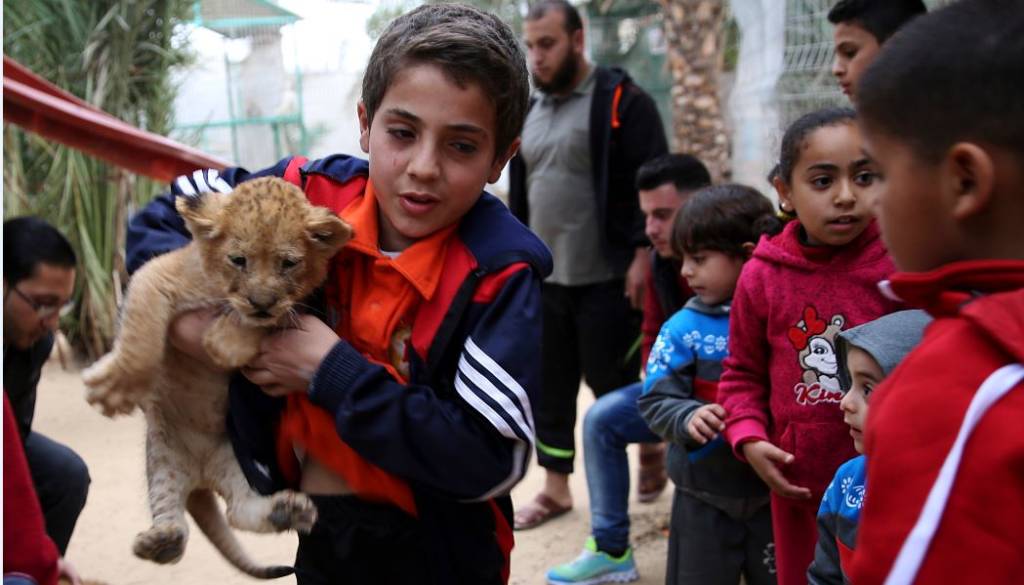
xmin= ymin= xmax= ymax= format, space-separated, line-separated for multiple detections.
xmin=83 ymin=177 xmax=352 ymax=578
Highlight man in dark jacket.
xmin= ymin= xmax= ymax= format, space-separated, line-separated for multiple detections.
xmin=511 ymin=0 xmax=669 ymax=530
xmin=3 ymin=217 xmax=90 ymax=557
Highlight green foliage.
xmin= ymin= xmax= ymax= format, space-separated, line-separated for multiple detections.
xmin=3 ymin=0 xmax=193 ymax=359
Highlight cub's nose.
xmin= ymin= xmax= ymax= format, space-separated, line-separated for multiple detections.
xmin=247 ymin=293 xmax=279 ymax=313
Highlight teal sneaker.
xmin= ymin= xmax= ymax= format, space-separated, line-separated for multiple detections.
xmin=546 ymin=536 xmax=639 ymax=584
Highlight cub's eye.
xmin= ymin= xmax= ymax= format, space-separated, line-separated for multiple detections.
xmin=281 ymin=258 xmax=300 ymax=270
xmin=229 ymin=255 xmax=247 ymax=268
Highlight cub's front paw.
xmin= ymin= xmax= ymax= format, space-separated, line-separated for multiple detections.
xmin=201 ymin=336 xmax=257 ymax=370
xmin=268 ymin=491 xmax=318 ymax=534
xmin=82 ymin=355 xmax=145 ymax=417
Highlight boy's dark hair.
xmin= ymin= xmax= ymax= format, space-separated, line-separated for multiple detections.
xmin=777 ymin=107 xmax=857 ymax=185
xmin=635 ymin=153 xmax=712 ymax=193
xmin=362 ymin=3 xmax=529 ymax=157
xmin=858 ymin=0 xmax=1024 ymax=163
xmin=671 ymin=184 xmax=782 ymax=258
xmin=525 ymin=0 xmax=584 ymax=34
xmin=827 ymin=0 xmax=926 ymax=43
xmin=3 ymin=217 xmax=77 ymax=286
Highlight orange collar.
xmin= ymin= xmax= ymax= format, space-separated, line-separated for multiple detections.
xmin=339 ymin=180 xmax=458 ymax=301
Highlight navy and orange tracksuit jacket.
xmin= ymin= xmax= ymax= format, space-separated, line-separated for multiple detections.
xmin=126 ymin=155 xmax=553 ymax=584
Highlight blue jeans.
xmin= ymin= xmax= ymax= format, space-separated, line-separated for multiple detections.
xmin=583 ymin=382 xmax=661 ymax=553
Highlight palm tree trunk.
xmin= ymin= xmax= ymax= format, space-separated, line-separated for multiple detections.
xmin=659 ymin=0 xmax=730 ymax=180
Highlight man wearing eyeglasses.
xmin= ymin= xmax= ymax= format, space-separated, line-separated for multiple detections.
xmin=3 ymin=216 xmax=89 ymax=557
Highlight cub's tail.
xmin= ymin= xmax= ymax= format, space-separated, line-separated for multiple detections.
xmin=186 ymin=489 xmax=294 ymax=579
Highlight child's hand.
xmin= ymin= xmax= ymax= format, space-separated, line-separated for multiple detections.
xmin=741 ymin=440 xmax=813 ymax=500
xmin=242 ymin=315 xmax=340 ymax=396
xmin=169 ymin=308 xmax=229 ymax=371
xmin=687 ymin=403 xmax=727 ymax=444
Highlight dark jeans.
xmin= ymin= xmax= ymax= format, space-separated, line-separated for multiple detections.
xmin=295 ymin=495 xmax=429 ymax=585
xmin=23 ymin=431 xmax=90 ymax=556
xmin=535 ymin=280 xmax=641 ymax=474
xmin=667 ymin=488 xmax=776 ymax=585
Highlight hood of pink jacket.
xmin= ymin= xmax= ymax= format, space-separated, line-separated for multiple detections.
xmin=753 ymin=219 xmax=891 ymax=273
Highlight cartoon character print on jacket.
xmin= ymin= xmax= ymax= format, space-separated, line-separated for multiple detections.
xmin=787 ymin=306 xmax=846 ymax=406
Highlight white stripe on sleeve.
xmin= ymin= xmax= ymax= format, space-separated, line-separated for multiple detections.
xmin=193 ymin=169 xmax=210 ymax=193
xmin=175 ymin=175 xmax=197 ymax=196
xmin=458 ymin=355 xmax=534 ymax=443
xmin=211 ymin=177 xmax=233 ymax=193
xmin=206 ymin=169 xmax=233 ymax=193
xmin=465 ymin=337 xmax=535 ymax=430
xmin=472 ymin=441 xmax=529 ymax=501
xmin=884 ymin=363 xmax=1024 ymax=585
xmin=454 ymin=376 xmax=521 ymax=442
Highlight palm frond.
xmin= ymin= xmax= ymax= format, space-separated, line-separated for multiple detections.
xmin=3 ymin=0 xmax=194 ymax=359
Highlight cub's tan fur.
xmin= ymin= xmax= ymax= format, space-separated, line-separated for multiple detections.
xmin=83 ymin=177 xmax=352 ymax=578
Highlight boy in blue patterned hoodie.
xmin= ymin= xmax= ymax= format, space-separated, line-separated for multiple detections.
xmin=638 ymin=185 xmax=781 ymax=585
xmin=807 ymin=309 xmax=931 ymax=585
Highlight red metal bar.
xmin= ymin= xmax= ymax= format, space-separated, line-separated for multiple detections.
xmin=3 ymin=55 xmax=230 ymax=182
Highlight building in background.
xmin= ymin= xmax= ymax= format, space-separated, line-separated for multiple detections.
xmin=172 ymin=0 xmax=375 ymax=170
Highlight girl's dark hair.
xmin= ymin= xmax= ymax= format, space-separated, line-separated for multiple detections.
xmin=671 ymin=184 xmax=782 ymax=258
xmin=776 ymin=107 xmax=857 ymax=185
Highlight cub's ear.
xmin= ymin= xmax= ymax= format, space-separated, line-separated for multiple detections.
xmin=306 ymin=207 xmax=353 ymax=254
xmin=176 ymin=192 xmax=227 ymax=240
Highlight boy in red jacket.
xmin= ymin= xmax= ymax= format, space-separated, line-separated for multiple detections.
xmin=851 ymin=1 xmax=1024 ymax=583
xmin=4 ymin=394 xmax=81 ymax=585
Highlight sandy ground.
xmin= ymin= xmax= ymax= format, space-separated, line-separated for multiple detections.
xmin=31 ymin=359 xmax=671 ymax=585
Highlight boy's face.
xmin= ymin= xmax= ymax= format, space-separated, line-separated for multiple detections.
xmin=861 ymin=129 xmax=958 ymax=272
xmin=680 ymin=249 xmax=746 ymax=306
xmin=358 ymin=64 xmax=516 ymax=251
xmin=839 ymin=346 xmax=883 ymax=453
xmin=832 ymin=22 xmax=880 ymax=101
xmin=639 ymin=183 xmax=691 ymax=258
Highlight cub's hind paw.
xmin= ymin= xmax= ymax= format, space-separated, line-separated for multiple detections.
xmin=268 ymin=491 xmax=318 ymax=534
xmin=133 ymin=524 xmax=187 ymax=564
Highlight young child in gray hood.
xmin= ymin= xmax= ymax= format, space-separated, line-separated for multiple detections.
xmin=807 ymin=309 xmax=932 ymax=585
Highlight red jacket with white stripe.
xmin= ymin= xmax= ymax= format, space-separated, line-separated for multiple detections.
xmin=850 ymin=260 xmax=1024 ymax=584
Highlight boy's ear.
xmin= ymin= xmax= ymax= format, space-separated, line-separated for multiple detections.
xmin=772 ymin=175 xmax=793 ymax=213
xmin=306 ymin=207 xmax=354 ymax=254
xmin=176 ymin=192 xmax=227 ymax=240
xmin=489 ymin=137 xmax=521 ymax=184
xmin=357 ymin=102 xmax=371 ymax=154
xmin=741 ymin=241 xmax=756 ymax=258
xmin=944 ymin=142 xmax=995 ymax=221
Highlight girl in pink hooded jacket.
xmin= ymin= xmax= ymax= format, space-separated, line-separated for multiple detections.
xmin=717 ymin=107 xmax=900 ymax=585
